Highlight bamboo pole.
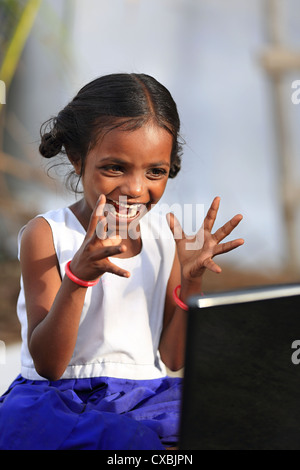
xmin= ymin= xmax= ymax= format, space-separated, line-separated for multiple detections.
xmin=0 ymin=150 xmax=55 ymax=188
xmin=261 ymin=0 xmax=300 ymax=272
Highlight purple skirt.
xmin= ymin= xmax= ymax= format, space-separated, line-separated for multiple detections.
xmin=0 ymin=374 xmax=182 ymax=450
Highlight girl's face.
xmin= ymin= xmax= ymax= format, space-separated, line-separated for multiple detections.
xmin=73 ymin=123 xmax=173 ymax=226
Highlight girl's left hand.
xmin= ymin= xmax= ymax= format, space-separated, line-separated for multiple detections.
xmin=167 ymin=197 xmax=244 ymax=282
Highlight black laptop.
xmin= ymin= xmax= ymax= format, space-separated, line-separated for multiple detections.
xmin=179 ymin=284 xmax=300 ymax=450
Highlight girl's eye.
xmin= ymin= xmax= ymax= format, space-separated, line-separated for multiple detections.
xmin=148 ymin=168 xmax=168 ymax=178
xmin=101 ymin=164 xmax=124 ymax=174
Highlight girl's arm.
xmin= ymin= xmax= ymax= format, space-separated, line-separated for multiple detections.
xmin=159 ymin=249 xmax=203 ymax=371
xmin=159 ymin=250 xmax=188 ymax=371
xmin=159 ymin=197 xmax=244 ymax=371
xmin=21 ymin=195 xmax=128 ymax=381
xmin=21 ymin=216 xmax=89 ymax=380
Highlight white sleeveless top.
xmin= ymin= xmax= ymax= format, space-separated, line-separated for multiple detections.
xmin=17 ymin=207 xmax=176 ymax=381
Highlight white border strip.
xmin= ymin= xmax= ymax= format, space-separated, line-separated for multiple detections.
xmin=189 ymin=284 xmax=300 ymax=309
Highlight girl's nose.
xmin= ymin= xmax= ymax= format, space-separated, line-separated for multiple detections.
xmin=121 ymin=174 xmax=144 ymax=198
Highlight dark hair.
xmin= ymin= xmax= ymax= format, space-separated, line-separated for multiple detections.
xmin=39 ymin=73 xmax=183 ymax=191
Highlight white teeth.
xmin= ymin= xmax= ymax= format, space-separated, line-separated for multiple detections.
xmin=110 ymin=199 xmax=140 ymax=210
xmin=107 ymin=199 xmax=140 ymax=218
xmin=128 ymin=205 xmax=138 ymax=217
xmin=110 ymin=206 xmax=138 ymax=218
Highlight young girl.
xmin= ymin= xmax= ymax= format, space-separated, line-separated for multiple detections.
xmin=0 ymin=73 xmax=244 ymax=450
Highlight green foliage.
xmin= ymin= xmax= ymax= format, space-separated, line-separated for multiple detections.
xmin=0 ymin=0 xmax=26 ymax=65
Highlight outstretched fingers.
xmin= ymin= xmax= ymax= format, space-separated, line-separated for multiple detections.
xmin=203 ymin=257 xmax=222 ymax=274
xmin=91 ymin=243 xmax=130 ymax=278
xmin=84 ymin=195 xmax=130 ymax=278
xmin=214 ymin=237 xmax=244 ymax=257
xmin=213 ymin=213 xmax=243 ymax=243
xmin=203 ymin=197 xmax=221 ymax=233
xmin=105 ymin=259 xmax=131 ymax=278
xmin=86 ymin=194 xmax=107 ymax=239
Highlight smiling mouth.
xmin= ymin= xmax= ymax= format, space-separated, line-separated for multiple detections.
xmin=106 ymin=198 xmax=147 ymax=219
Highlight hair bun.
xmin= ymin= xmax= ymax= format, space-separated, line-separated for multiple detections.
xmin=39 ymin=131 xmax=63 ymax=159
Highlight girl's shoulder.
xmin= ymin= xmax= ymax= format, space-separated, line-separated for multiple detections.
xmin=17 ymin=214 xmax=56 ymax=266
xmin=17 ymin=207 xmax=75 ymax=259
xmin=19 ymin=207 xmax=65 ymax=240
xmin=20 ymin=207 xmax=79 ymax=237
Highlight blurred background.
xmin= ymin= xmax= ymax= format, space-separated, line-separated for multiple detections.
xmin=0 ymin=0 xmax=300 ymax=384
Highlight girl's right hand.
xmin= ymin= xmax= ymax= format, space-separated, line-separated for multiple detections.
xmin=69 ymin=195 xmax=130 ymax=282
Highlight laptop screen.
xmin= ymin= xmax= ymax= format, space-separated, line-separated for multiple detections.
xmin=179 ymin=284 xmax=300 ymax=450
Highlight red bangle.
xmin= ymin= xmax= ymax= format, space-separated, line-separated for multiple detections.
xmin=65 ymin=261 xmax=99 ymax=287
xmin=173 ymin=285 xmax=189 ymax=311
